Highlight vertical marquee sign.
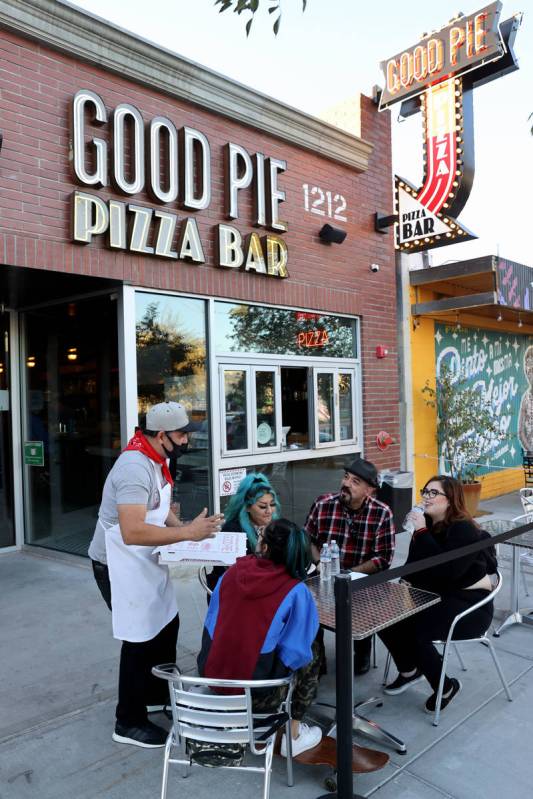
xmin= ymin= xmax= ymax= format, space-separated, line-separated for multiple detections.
xmin=377 ymin=2 xmax=521 ymax=252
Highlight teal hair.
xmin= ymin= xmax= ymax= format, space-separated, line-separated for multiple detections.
xmin=261 ymin=518 xmax=311 ymax=581
xmin=224 ymin=472 xmax=280 ymax=548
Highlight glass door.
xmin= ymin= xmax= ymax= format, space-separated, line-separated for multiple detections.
xmin=0 ymin=314 xmax=15 ymax=547
xmin=22 ymin=295 xmax=120 ymax=555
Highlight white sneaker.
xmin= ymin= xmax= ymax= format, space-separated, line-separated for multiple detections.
xmin=280 ymin=722 xmax=322 ymax=757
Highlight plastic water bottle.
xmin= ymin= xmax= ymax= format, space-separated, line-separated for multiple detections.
xmin=330 ymin=540 xmax=340 ymax=575
xmin=320 ymin=543 xmax=331 ymax=581
xmin=403 ymin=503 xmax=425 ymax=534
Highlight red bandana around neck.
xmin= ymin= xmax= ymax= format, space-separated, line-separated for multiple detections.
xmin=124 ymin=430 xmax=174 ymax=486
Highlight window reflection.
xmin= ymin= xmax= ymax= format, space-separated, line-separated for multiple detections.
xmin=256 ymin=371 xmax=276 ymax=448
xmin=223 ymin=370 xmax=248 ymax=451
xmin=135 ymin=293 xmax=210 ymax=518
xmin=317 ymin=373 xmax=335 ymax=443
xmin=214 ymin=302 xmax=357 ymax=358
xmin=339 ymin=373 xmax=353 ymax=440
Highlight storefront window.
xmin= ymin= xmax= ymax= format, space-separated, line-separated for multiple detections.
xmin=214 ymin=302 xmax=357 ymax=358
xmin=256 ymin=370 xmax=277 ymax=449
xmin=136 ymin=293 xmax=211 ymax=519
xmin=219 ymin=456 xmax=348 ymax=526
xmin=223 ymin=369 xmax=249 ymax=453
xmin=339 ymin=372 xmax=354 ymax=441
xmin=316 ymin=371 xmax=335 ymax=444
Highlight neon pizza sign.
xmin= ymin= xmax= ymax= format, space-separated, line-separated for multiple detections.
xmin=377 ymin=2 xmax=521 ymax=253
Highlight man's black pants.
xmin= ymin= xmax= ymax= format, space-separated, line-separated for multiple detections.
xmin=91 ymin=560 xmax=112 ymax=611
xmin=116 ymin=613 xmax=180 ymax=727
xmin=379 ymin=590 xmax=493 ymax=692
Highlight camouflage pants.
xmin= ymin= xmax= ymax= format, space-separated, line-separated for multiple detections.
xmin=251 ymin=637 xmax=322 ymax=721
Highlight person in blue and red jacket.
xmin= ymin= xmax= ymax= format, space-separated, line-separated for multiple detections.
xmin=197 ymin=518 xmax=323 ymax=757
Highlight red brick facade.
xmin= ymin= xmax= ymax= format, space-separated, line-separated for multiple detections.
xmin=0 ymin=28 xmax=399 ymax=467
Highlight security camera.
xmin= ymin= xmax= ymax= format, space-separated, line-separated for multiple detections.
xmin=370 ymin=263 xmax=380 ymax=273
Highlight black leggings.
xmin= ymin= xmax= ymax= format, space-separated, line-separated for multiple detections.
xmin=379 ymin=590 xmax=493 ymax=692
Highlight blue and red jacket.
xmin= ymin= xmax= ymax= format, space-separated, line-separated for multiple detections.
xmin=197 ymin=555 xmax=319 ymax=682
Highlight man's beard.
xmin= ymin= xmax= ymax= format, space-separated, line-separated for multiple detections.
xmin=339 ymin=487 xmax=352 ymax=506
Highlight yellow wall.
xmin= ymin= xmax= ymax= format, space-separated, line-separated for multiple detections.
xmin=410 ymin=286 xmax=525 ymax=500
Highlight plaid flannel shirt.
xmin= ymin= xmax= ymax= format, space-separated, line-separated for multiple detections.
xmin=304 ymin=493 xmax=395 ymax=571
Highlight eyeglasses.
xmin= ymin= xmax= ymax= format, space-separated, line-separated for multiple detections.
xmin=420 ymin=488 xmax=447 ymax=499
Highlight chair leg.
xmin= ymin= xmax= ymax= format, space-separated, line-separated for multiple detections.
xmin=284 ymin=718 xmax=294 ymax=787
xmin=453 ymin=643 xmax=467 ymax=671
xmin=382 ymin=651 xmax=392 ymax=686
xmin=433 ymin=643 xmax=452 ymax=727
xmin=262 ymin=740 xmax=275 ymax=799
xmin=485 ymin=638 xmax=513 ymax=702
xmin=161 ymin=735 xmax=173 ymax=799
xmin=372 ymin=634 xmax=377 ymax=669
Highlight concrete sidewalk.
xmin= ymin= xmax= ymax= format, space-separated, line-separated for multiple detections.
xmin=1 ymin=492 xmax=532 ymax=799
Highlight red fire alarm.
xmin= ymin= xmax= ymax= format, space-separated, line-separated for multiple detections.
xmin=375 ymin=345 xmax=388 ymax=359
xmin=376 ymin=431 xmax=396 ymax=451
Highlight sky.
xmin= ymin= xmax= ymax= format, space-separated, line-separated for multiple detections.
xmin=69 ymin=0 xmax=533 ymax=266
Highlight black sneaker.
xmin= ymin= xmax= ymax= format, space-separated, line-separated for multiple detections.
xmin=112 ymin=720 xmax=168 ymax=748
xmin=384 ymin=668 xmax=424 ymax=695
xmin=425 ymin=678 xmax=462 ymax=714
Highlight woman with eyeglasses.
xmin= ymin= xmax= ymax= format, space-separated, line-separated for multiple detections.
xmin=206 ymin=472 xmax=281 ymax=593
xmin=379 ymin=475 xmax=497 ymax=714
xmin=198 ymin=518 xmax=323 ymax=757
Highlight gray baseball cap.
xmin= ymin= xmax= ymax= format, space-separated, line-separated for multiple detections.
xmin=146 ymin=401 xmax=201 ymax=433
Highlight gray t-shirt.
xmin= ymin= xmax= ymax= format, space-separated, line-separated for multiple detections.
xmin=88 ymin=450 xmax=165 ymax=564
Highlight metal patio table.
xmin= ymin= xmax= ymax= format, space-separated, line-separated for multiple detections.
xmin=484 ymin=518 xmax=533 ymax=636
xmin=306 ymin=575 xmax=440 ymax=754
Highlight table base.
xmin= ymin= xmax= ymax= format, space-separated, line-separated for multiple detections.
xmin=493 ymin=609 xmax=533 ymax=636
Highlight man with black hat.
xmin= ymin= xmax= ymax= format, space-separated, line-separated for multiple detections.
xmin=89 ymin=401 xmax=223 ymax=749
xmin=304 ymin=457 xmax=395 ymax=674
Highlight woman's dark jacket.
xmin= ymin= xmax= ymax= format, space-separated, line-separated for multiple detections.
xmin=406 ymin=519 xmax=497 ymax=596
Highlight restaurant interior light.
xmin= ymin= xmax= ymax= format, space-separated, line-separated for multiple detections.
xmin=67 ymin=347 xmax=78 ymax=361
xmin=26 ymin=355 xmax=36 ymax=368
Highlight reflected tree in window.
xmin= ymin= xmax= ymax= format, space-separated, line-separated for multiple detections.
xmin=226 ymin=305 xmax=355 ymax=357
xmin=136 ymin=302 xmax=206 ymax=415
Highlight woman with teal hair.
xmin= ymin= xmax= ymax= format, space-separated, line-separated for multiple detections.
xmin=206 ymin=472 xmax=281 ymax=593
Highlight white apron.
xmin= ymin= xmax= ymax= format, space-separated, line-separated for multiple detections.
xmin=105 ymin=459 xmax=178 ymax=642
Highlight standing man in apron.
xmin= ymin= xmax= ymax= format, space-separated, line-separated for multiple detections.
xmin=90 ymin=401 xmax=223 ymax=749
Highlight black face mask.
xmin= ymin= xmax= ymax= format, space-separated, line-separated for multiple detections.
xmin=162 ymin=437 xmax=188 ymax=458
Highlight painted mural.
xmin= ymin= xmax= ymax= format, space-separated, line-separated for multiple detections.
xmin=435 ymin=324 xmax=533 ymax=474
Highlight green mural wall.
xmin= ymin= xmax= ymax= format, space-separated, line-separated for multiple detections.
xmin=435 ymin=324 xmax=533 ymax=473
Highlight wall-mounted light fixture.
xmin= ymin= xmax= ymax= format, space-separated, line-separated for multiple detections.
xmin=496 ymin=311 xmax=503 ymax=322
xmin=67 ymin=347 xmax=78 ymax=361
xmin=319 ymin=224 xmax=347 ymax=244
xmin=455 ymin=313 xmax=461 ymax=330
xmin=518 ymin=313 xmax=523 ymax=329
xmin=26 ymin=355 xmax=36 ymax=368
xmin=413 ymin=316 xmax=421 ymax=330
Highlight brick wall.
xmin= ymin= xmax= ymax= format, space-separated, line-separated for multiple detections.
xmin=0 ymin=29 xmax=399 ymax=467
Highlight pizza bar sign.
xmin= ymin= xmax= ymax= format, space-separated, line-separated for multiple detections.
xmin=379 ymin=3 xmax=504 ymax=110
xmin=70 ymin=90 xmax=289 ymax=278
xmin=377 ymin=2 xmax=519 ymax=254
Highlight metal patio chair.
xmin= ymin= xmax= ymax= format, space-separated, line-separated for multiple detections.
xmin=152 ymin=664 xmax=295 ymax=799
xmin=198 ymin=565 xmax=213 ymax=597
